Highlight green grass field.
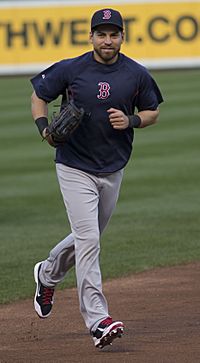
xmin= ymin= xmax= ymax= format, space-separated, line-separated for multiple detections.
xmin=0 ymin=69 xmax=199 ymax=304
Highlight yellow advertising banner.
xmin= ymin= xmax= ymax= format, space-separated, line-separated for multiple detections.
xmin=0 ymin=1 xmax=200 ymax=73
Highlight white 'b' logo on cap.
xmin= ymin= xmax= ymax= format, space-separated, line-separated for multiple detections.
xmin=103 ymin=10 xmax=112 ymax=20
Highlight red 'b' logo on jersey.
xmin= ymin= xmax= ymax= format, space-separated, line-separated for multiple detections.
xmin=97 ymin=82 xmax=111 ymax=99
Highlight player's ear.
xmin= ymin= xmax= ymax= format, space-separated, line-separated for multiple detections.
xmin=89 ymin=31 xmax=94 ymax=44
xmin=121 ymin=31 xmax=125 ymax=43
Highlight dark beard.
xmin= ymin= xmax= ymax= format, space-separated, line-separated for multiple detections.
xmin=94 ymin=47 xmax=120 ymax=64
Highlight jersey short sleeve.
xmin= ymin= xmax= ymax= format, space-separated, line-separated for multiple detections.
xmin=136 ymin=68 xmax=163 ymax=111
xmin=31 ymin=60 xmax=70 ymax=102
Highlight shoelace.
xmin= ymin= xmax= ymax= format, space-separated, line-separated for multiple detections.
xmin=42 ymin=287 xmax=54 ymax=305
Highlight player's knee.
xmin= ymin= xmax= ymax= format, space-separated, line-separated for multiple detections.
xmin=81 ymin=230 xmax=99 ymax=247
xmin=74 ymin=226 xmax=100 ymax=251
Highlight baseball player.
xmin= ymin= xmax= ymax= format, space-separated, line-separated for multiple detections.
xmin=31 ymin=8 xmax=163 ymax=349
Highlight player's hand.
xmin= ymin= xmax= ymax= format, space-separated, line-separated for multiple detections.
xmin=42 ymin=128 xmax=56 ymax=147
xmin=107 ymin=108 xmax=129 ymax=130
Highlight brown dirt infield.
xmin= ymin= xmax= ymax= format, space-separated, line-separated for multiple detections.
xmin=0 ymin=262 xmax=199 ymax=363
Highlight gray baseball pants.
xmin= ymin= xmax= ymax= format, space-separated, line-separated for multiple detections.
xmin=39 ymin=163 xmax=123 ymax=332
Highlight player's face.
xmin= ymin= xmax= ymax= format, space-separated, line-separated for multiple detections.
xmin=90 ymin=25 xmax=124 ymax=64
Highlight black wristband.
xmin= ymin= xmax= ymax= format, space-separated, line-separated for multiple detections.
xmin=35 ymin=117 xmax=48 ymax=136
xmin=128 ymin=115 xmax=142 ymax=128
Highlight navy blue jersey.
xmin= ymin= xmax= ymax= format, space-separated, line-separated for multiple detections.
xmin=31 ymin=52 xmax=163 ymax=174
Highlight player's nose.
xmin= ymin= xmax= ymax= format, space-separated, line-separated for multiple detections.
xmin=104 ymin=35 xmax=112 ymax=45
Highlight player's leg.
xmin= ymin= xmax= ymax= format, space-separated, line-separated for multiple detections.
xmin=34 ymin=233 xmax=75 ymax=318
xmin=39 ymin=233 xmax=75 ymax=287
xmin=56 ymin=164 xmax=109 ymax=331
xmin=98 ymin=169 xmax=124 ymax=235
xmin=91 ymin=170 xmax=124 ymax=348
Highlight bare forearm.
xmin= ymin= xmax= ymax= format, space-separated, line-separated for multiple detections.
xmin=108 ymin=107 xmax=160 ymax=130
xmin=31 ymin=91 xmax=48 ymax=120
xmin=137 ymin=109 xmax=159 ymax=128
xmin=31 ymin=91 xmax=56 ymax=146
